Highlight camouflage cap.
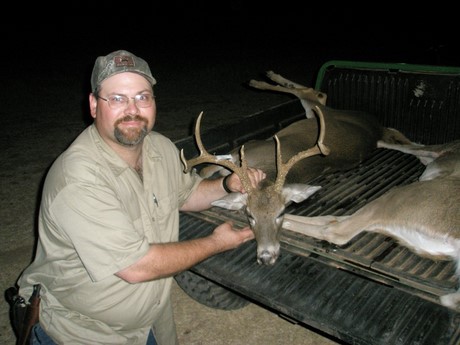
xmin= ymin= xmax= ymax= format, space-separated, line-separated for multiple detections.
xmin=91 ymin=50 xmax=157 ymax=92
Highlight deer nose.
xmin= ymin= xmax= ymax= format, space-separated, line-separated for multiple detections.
xmin=257 ymin=250 xmax=278 ymax=266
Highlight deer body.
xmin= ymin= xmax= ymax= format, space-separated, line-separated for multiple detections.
xmin=283 ymin=139 xmax=460 ymax=311
xmin=200 ymin=71 xmax=413 ymax=182
xmin=214 ymin=107 xmax=401 ymax=183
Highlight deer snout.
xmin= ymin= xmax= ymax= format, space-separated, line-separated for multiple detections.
xmin=250 ymin=203 xmax=284 ymax=265
xmin=257 ymin=244 xmax=280 ymax=265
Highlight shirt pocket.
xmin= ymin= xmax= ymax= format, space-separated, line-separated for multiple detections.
xmin=150 ymin=191 xmax=178 ymax=231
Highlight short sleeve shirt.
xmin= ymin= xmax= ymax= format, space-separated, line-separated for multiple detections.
xmin=18 ymin=124 xmax=202 ymax=345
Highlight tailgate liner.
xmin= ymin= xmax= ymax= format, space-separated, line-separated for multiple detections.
xmin=179 ymin=211 xmax=460 ymax=345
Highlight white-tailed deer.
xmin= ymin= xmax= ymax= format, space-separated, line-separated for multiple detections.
xmin=283 ymin=139 xmax=460 ymax=311
xmin=181 ymin=109 xmax=330 ymax=265
xmin=199 ymin=70 xmax=414 ymax=183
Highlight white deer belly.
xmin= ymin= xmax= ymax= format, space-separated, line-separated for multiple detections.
xmin=373 ymin=224 xmax=458 ymax=258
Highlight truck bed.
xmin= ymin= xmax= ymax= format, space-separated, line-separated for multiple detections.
xmin=174 ymin=61 xmax=460 ymax=345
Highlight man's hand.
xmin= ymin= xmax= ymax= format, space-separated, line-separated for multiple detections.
xmin=210 ymin=221 xmax=255 ymax=251
xmin=225 ymin=168 xmax=266 ymax=193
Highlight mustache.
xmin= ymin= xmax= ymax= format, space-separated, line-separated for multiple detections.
xmin=116 ymin=115 xmax=148 ymax=124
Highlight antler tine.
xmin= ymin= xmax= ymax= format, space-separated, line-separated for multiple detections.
xmin=180 ymin=112 xmax=254 ymax=193
xmin=274 ymin=105 xmax=330 ymax=191
xmin=180 ymin=111 xmax=206 ymax=173
xmin=248 ymin=79 xmax=276 ymax=91
xmin=314 ymin=105 xmax=330 ymax=156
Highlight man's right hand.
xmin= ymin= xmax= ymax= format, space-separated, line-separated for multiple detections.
xmin=211 ymin=221 xmax=255 ymax=251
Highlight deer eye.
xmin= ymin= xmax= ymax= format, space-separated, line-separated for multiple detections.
xmin=275 ymin=212 xmax=285 ymax=225
xmin=247 ymin=215 xmax=256 ymax=227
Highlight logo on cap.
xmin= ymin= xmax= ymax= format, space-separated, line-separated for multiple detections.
xmin=114 ymin=55 xmax=135 ymax=67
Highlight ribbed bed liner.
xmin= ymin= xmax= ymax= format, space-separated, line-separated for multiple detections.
xmin=179 ymin=148 xmax=460 ymax=345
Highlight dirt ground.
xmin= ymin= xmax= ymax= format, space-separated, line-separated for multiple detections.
xmin=1 ymin=12 xmax=456 ymax=345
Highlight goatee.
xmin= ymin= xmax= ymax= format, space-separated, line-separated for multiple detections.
xmin=114 ymin=115 xmax=149 ymax=146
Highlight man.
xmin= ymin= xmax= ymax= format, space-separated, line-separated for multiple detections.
xmin=17 ymin=50 xmax=265 ymax=345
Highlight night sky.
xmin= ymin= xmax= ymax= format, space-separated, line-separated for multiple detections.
xmin=4 ymin=3 xmax=459 ymax=69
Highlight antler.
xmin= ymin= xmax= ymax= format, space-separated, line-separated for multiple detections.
xmin=274 ymin=105 xmax=330 ymax=191
xmin=180 ymin=111 xmax=254 ymax=193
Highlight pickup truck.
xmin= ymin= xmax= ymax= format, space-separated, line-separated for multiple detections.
xmin=173 ymin=60 xmax=460 ymax=345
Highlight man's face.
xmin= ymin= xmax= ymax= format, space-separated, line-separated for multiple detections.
xmin=90 ymin=72 xmax=156 ymax=148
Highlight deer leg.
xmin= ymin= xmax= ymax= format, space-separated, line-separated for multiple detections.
xmin=377 ymin=141 xmax=441 ymax=165
xmin=440 ymin=290 xmax=460 ymax=311
xmin=284 ymin=214 xmax=339 ymax=226
xmin=283 ymin=214 xmax=368 ymax=245
xmin=439 ymin=259 xmax=460 ymax=311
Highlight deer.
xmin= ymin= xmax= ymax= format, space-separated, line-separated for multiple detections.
xmin=282 ymin=139 xmax=460 ymax=311
xmin=184 ymin=70 xmax=416 ymax=266
xmin=198 ymin=70 xmax=414 ymax=184
xmin=181 ymin=108 xmax=330 ymax=266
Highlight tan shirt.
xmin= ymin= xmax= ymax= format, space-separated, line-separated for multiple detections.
xmin=18 ymin=124 xmax=202 ymax=345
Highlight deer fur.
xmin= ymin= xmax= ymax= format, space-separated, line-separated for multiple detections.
xmin=199 ymin=70 xmax=413 ymax=183
xmin=283 ymin=139 xmax=460 ymax=311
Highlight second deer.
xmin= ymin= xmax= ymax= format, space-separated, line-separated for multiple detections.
xmin=283 ymin=139 xmax=460 ymax=311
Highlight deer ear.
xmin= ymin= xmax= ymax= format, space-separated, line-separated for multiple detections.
xmin=282 ymin=184 xmax=321 ymax=203
xmin=211 ymin=193 xmax=248 ymax=210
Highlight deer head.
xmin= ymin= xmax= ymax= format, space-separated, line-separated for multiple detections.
xmin=180 ymin=106 xmax=330 ymax=265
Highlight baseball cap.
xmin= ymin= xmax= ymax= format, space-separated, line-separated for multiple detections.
xmin=91 ymin=50 xmax=157 ymax=92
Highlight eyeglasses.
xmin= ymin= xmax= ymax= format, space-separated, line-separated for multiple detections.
xmin=97 ymin=94 xmax=155 ymax=109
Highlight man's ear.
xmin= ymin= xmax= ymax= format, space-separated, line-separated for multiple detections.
xmin=89 ymin=93 xmax=98 ymax=119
